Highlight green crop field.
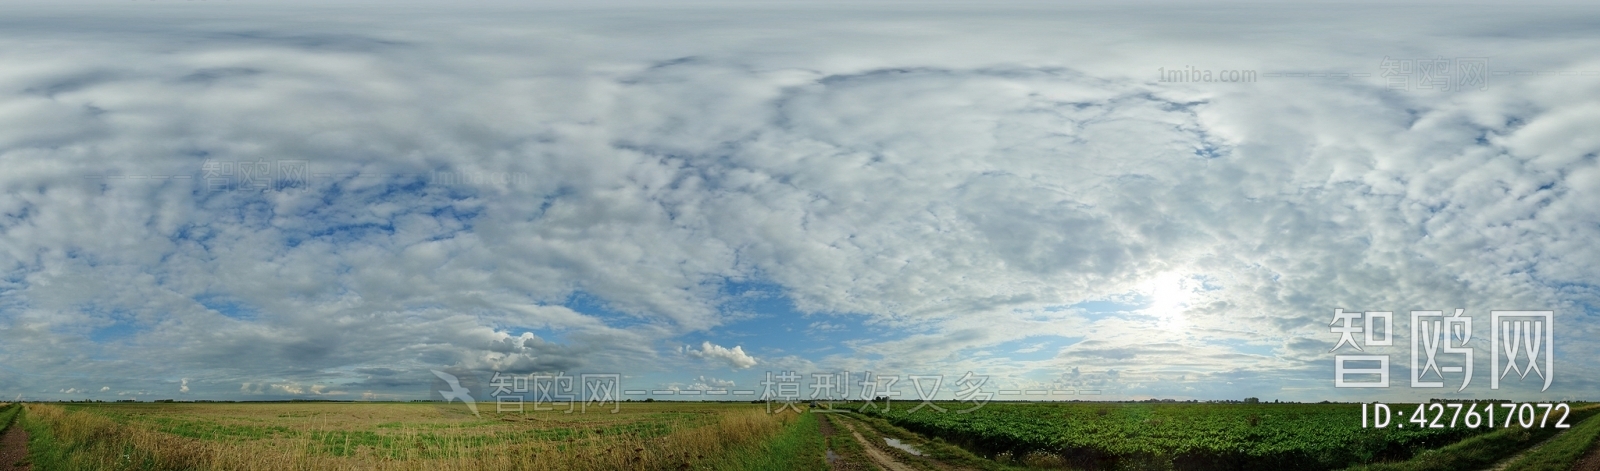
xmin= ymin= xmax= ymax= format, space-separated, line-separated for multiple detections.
xmin=9 ymin=401 xmax=1600 ymax=470
xmin=856 ymin=401 xmax=1600 ymax=471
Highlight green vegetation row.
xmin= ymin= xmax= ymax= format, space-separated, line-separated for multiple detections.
xmin=860 ymin=402 xmax=1503 ymax=471
xmin=0 ymin=403 xmax=18 ymax=432
xmin=1502 ymin=406 xmax=1600 ymax=471
xmin=1349 ymin=404 xmax=1600 ymax=471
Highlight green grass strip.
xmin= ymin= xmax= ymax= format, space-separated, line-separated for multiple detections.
xmin=707 ymin=412 xmax=827 ymax=470
xmin=0 ymin=404 xmax=19 ymax=431
xmin=1500 ymin=410 xmax=1600 ymax=471
xmin=0 ymin=403 xmax=19 ymax=448
xmin=1345 ymin=406 xmax=1600 ymax=471
xmin=19 ymin=406 xmax=81 ymax=471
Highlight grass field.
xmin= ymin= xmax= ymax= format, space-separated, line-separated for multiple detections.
xmin=17 ymin=401 xmax=815 ymax=470
xmin=12 ymin=401 xmax=1600 ymax=470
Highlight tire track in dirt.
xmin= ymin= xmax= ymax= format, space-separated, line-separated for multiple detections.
xmin=0 ymin=406 xmax=30 ymax=471
xmin=837 ymin=418 xmax=916 ymax=471
xmin=818 ymin=411 xmax=847 ymax=469
xmin=818 ymin=412 xmax=873 ymax=470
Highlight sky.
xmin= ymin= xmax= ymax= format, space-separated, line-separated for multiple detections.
xmin=1 ymin=1 xmax=1598 ymax=404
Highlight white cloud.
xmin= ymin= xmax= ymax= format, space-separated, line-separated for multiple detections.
xmin=686 ymin=342 xmax=758 ymax=369
xmin=690 ymin=375 xmax=736 ymax=391
xmin=807 ymin=321 xmax=846 ymax=333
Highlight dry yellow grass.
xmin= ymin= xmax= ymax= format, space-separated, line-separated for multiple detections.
xmin=23 ymin=401 xmax=801 ymax=470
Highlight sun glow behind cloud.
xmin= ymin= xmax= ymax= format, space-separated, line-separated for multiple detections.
xmin=1141 ymin=273 xmax=1195 ymax=331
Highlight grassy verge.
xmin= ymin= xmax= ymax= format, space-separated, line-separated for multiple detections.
xmin=0 ymin=403 xmax=18 ymax=431
xmin=21 ymin=402 xmax=202 ymax=471
xmin=1500 ymin=409 xmax=1600 ymax=471
xmin=1344 ymin=405 xmax=1600 ymax=471
xmin=705 ymin=410 xmax=826 ymax=470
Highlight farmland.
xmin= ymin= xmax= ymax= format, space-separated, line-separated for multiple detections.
xmin=6 ymin=401 xmax=1600 ymax=470
xmin=10 ymin=401 xmax=821 ymax=470
xmin=858 ymin=401 xmax=1600 ymax=471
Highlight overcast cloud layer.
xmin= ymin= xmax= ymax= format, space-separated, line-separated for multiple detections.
xmin=2 ymin=1 xmax=1599 ymax=402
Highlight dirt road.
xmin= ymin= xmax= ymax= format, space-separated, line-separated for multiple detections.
xmin=837 ymin=419 xmax=916 ymax=471
xmin=0 ymin=410 xmax=30 ymax=471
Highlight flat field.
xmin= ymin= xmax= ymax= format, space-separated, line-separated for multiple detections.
xmin=10 ymin=401 xmax=1600 ymax=471
xmin=861 ymin=401 xmax=1600 ymax=471
xmin=14 ymin=401 xmax=820 ymax=470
